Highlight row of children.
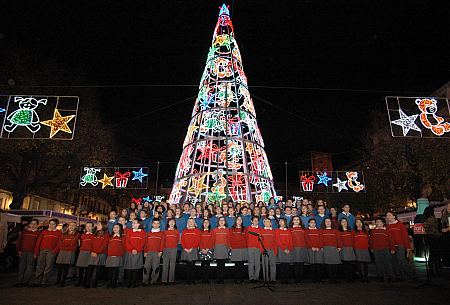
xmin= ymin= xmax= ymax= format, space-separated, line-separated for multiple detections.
xmin=15 ymin=210 xmax=416 ymax=287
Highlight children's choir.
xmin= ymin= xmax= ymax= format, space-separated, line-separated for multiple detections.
xmin=13 ymin=200 xmax=418 ymax=287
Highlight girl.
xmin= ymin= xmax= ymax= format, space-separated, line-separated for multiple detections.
xmin=181 ymin=218 xmax=200 ymax=284
xmin=199 ymin=218 xmax=214 ymax=283
xmin=139 ymin=210 xmax=150 ymax=232
xmin=339 ymin=218 xmax=356 ymax=282
xmin=85 ymin=221 xmax=109 ymax=288
xmin=162 ymin=218 xmax=179 ymax=285
xmin=370 ymin=217 xmax=395 ymax=282
xmin=226 ymin=207 xmax=236 ymax=228
xmin=175 ymin=207 xmax=187 ymax=232
xmin=300 ymin=206 xmax=311 ymax=228
xmin=212 ymin=216 xmax=230 ymax=284
xmin=55 ymin=222 xmax=80 ymax=287
xmin=423 ymin=206 xmax=441 ymax=275
xmin=276 ymin=218 xmax=293 ymax=284
xmin=304 ymin=218 xmax=323 ymax=283
xmin=290 ymin=216 xmax=308 ymax=284
xmin=124 ymin=219 xmax=146 ymax=288
xmin=321 ymin=218 xmax=342 ymax=283
xmin=354 ymin=218 xmax=371 ymax=282
xmin=105 ymin=224 xmax=125 ymax=288
xmin=329 ymin=207 xmax=339 ymax=229
xmin=230 ymin=216 xmax=247 ymax=284
xmin=76 ymin=222 xmax=94 ymax=287
xmin=246 ymin=216 xmax=262 ymax=283
xmin=33 ymin=218 xmax=62 ymax=287
xmin=143 ymin=219 xmax=164 ymax=286
xmin=16 ymin=219 xmax=40 ymax=287
xmin=386 ymin=211 xmax=416 ymax=281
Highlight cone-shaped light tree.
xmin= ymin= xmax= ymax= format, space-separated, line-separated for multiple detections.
xmin=169 ymin=4 xmax=277 ymax=204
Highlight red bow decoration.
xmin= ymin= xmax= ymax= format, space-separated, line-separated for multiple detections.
xmin=131 ymin=197 xmax=142 ymax=205
xmin=301 ymin=174 xmax=315 ymax=192
xmin=115 ymin=171 xmax=131 ymax=188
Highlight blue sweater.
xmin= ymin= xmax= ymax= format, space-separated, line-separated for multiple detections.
xmin=338 ymin=212 xmax=356 ymax=230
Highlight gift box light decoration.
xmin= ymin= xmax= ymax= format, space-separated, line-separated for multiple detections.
xmin=299 ymin=171 xmax=366 ymax=193
xmin=169 ymin=5 xmax=277 ymax=204
xmin=386 ymin=96 xmax=450 ymax=138
xmin=0 ymin=95 xmax=79 ymax=140
xmin=79 ymin=167 xmax=149 ymax=189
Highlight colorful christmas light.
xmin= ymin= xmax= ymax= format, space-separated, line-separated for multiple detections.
xmin=40 ymin=109 xmax=76 ymax=138
xmin=132 ymin=167 xmax=148 ymax=183
xmin=169 ymin=5 xmax=277 ymax=204
xmin=98 ymin=173 xmax=114 ymax=189
xmin=79 ymin=167 xmax=149 ymax=190
xmin=300 ymin=171 xmax=366 ymax=193
xmin=317 ymin=172 xmax=332 ymax=186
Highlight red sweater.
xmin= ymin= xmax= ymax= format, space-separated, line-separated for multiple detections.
xmin=246 ymin=226 xmax=262 ymax=250
xmin=213 ymin=227 xmax=230 ymax=247
xmin=181 ymin=228 xmax=201 ymax=249
xmin=125 ymin=229 xmax=146 ymax=253
xmin=321 ymin=229 xmax=342 ymax=248
xmin=79 ymin=232 xmax=94 ymax=252
xmin=276 ymin=228 xmax=293 ymax=252
xmin=17 ymin=229 xmax=39 ymax=253
xmin=34 ymin=229 xmax=62 ymax=256
xmin=370 ymin=228 xmax=395 ymax=251
xmin=57 ymin=233 xmax=80 ymax=252
xmin=290 ymin=226 xmax=306 ymax=248
xmin=199 ymin=229 xmax=214 ymax=249
xmin=145 ymin=231 xmax=164 ymax=252
xmin=92 ymin=234 xmax=109 ymax=254
xmin=163 ymin=229 xmax=179 ymax=249
xmin=230 ymin=228 xmax=246 ymax=249
xmin=261 ymin=228 xmax=277 ymax=255
xmin=108 ymin=235 xmax=125 ymax=257
xmin=387 ymin=221 xmax=410 ymax=249
xmin=353 ymin=231 xmax=369 ymax=250
xmin=340 ymin=230 xmax=354 ymax=248
xmin=304 ymin=228 xmax=323 ymax=249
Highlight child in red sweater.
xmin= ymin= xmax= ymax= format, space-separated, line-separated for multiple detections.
xmin=199 ymin=218 xmax=214 ymax=283
xmin=181 ymin=218 xmax=200 ymax=284
xmin=339 ymin=218 xmax=356 ymax=282
xmin=75 ymin=222 xmax=94 ymax=287
xmin=230 ymin=216 xmax=247 ymax=284
xmin=212 ymin=216 xmax=230 ymax=284
xmin=105 ymin=224 xmax=125 ymax=288
xmin=354 ymin=219 xmax=371 ymax=282
xmin=33 ymin=218 xmax=61 ymax=287
xmin=16 ymin=219 xmax=40 ymax=286
xmin=321 ymin=218 xmax=342 ymax=283
xmin=305 ymin=218 xmax=323 ymax=283
xmin=261 ymin=218 xmax=277 ymax=283
xmin=124 ymin=219 xmax=146 ymax=288
xmin=143 ymin=219 xmax=164 ymax=286
xmin=84 ymin=221 xmax=109 ymax=288
xmin=276 ymin=218 xmax=293 ymax=284
xmin=55 ymin=222 xmax=79 ymax=286
xmin=290 ymin=216 xmax=308 ymax=284
xmin=370 ymin=217 xmax=395 ymax=281
xmin=162 ymin=218 xmax=179 ymax=285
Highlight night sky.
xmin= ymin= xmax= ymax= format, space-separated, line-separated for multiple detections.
xmin=2 ymin=0 xmax=448 ymax=192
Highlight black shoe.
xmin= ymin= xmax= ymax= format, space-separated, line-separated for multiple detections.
xmin=141 ymin=282 xmax=148 ymax=287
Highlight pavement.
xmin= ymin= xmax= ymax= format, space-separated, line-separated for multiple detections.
xmin=0 ymin=262 xmax=449 ymax=305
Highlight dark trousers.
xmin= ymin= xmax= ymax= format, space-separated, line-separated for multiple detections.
xmin=185 ymin=261 xmax=195 ymax=283
xmin=107 ymin=267 xmax=119 ymax=288
xmin=294 ymin=263 xmax=304 ymax=283
xmin=326 ymin=264 xmax=338 ymax=283
xmin=201 ymin=261 xmax=210 ymax=282
xmin=234 ymin=261 xmax=245 ymax=282
xmin=311 ymin=264 xmax=321 ymax=283
xmin=216 ymin=259 xmax=226 ymax=283
xmin=56 ymin=264 xmax=70 ymax=286
xmin=84 ymin=265 xmax=104 ymax=288
xmin=279 ymin=263 xmax=290 ymax=283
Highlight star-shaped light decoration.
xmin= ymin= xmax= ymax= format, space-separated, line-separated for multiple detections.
xmin=98 ymin=173 xmax=114 ymax=189
xmin=40 ymin=109 xmax=76 ymax=138
xmin=143 ymin=196 xmax=153 ymax=203
xmin=0 ymin=108 xmax=5 ymax=113
xmin=188 ymin=175 xmax=208 ymax=197
xmin=391 ymin=108 xmax=421 ymax=136
xmin=132 ymin=168 xmax=148 ymax=183
xmin=317 ymin=172 xmax=332 ymax=186
xmin=333 ymin=178 xmax=348 ymax=192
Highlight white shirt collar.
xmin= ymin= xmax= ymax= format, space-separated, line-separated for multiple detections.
xmin=151 ymin=228 xmax=160 ymax=233
xmin=133 ymin=229 xmax=141 ymax=232
xmin=264 ymin=227 xmax=272 ymax=230
xmin=113 ymin=233 xmax=120 ymax=237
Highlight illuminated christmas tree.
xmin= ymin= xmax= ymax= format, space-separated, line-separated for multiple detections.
xmin=169 ymin=4 xmax=277 ymax=204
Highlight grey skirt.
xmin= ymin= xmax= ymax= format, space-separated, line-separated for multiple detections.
xmin=323 ymin=246 xmax=342 ymax=265
xmin=230 ymin=248 xmax=248 ymax=262
xmin=277 ymin=247 xmax=291 ymax=263
xmin=181 ymin=249 xmax=198 ymax=261
xmin=214 ymin=244 xmax=229 ymax=260
xmin=355 ymin=249 xmax=371 ymax=263
xmin=56 ymin=250 xmax=75 ymax=265
xmin=89 ymin=253 xmax=107 ymax=266
xmin=76 ymin=250 xmax=91 ymax=267
xmin=306 ymin=248 xmax=324 ymax=264
xmin=340 ymin=247 xmax=356 ymax=261
xmin=105 ymin=256 xmax=124 ymax=268
xmin=124 ymin=253 xmax=143 ymax=270
xmin=291 ymin=247 xmax=308 ymax=263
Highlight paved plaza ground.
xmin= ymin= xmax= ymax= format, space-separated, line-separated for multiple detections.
xmin=1 ymin=262 xmax=449 ymax=305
